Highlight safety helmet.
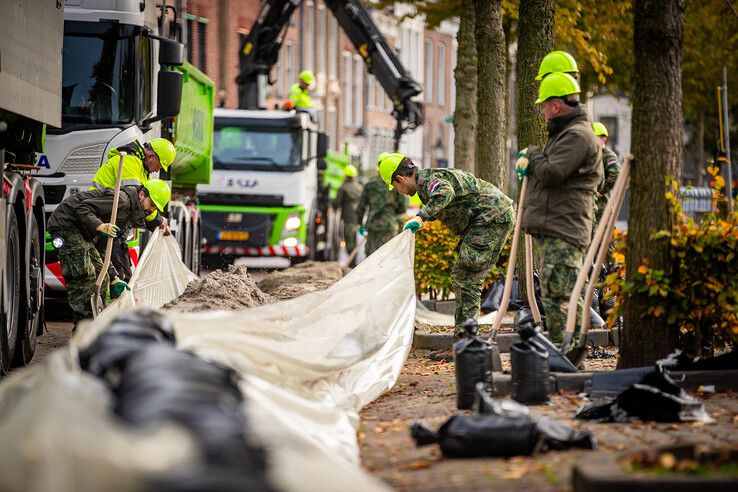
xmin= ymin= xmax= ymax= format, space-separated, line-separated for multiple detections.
xmin=376 ymin=152 xmax=391 ymax=169
xmin=344 ymin=164 xmax=358 ymax=178
xmin=592 ymin=121 xmax=609 ymax=137
xmin=143 ymin=179 xmax=171 ymax=212
xmin=299 ymin=70 xmax=315 ymax=85
xmin=535 ymin=72 xmax=580 ymax=104
xmin=378 ymin=152 xmax=407 ymax=190
xmin=536 ymin=51 xmax=579 ymax=81
xmin=148 ymin=138 xmax=176 ymax=171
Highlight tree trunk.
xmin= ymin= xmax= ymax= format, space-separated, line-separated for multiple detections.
xmin=695 ymin=111 xmax=705 ymax=186
xmin=515 ymin=0 xmax=554 ymax=299
xmin=619 ymin=0 xmax=685 ymax=368
xmin=452 ymin=0 xmax=477 ymax=173
xmin=475 ymin=0 xmax=507 ymax=190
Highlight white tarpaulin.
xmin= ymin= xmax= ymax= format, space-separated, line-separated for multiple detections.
xmin=68 ymin=229 xmax=417 ymax=490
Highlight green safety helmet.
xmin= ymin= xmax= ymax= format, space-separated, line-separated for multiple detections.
xmin=535 ymin=72 xmax=580 ymax=104
xmin=299 ymin=70 xmax=315 ymax=85
xmin=148 ymin=138 xmax=176 ymax=170
xmin=592 ymin=121 xmax=608 ymax=137
xmin=378 ymin=152 xmax=407 ymax=190
xmin=143 ymin=179 xmax=171 ymax=212
xmin=344 ymin=164 xmax=358 ymax=178
xmin=536 ymin=50 xmax=579 ymax=81
xmin=376 ymin=152 xmax=391 ymax=169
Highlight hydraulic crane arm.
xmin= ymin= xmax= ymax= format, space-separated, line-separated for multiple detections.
xmin=236 ymin=0 xmax=424 ymax=149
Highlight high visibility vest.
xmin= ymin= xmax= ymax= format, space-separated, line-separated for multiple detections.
xmin=289 ymin=83 xmax=314 ymax=108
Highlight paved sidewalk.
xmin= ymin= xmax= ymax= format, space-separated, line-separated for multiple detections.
xmin=359 ymin=350 xmax=738 ymax=491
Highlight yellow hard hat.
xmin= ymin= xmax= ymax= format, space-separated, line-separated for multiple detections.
xmin=143 ymin=179 xmax=171 ymax=212
xmin=148 ymin=138 xmax=176 ymax=171
xmin=592 ymin=121 xmax=608 ymax=137
xmin=299 ymin=70 xmax=315 ymax=85
xmin=376 ymin=152 xmax=391 ymax=170
xmin=535 ymin=72 xmax=580 ymax=104
xmin=536 ymin=50 xmax=579 ymax=81
xmin=344 ymin=164 xmax=358 ymax=177
xmin=378 ymin=153 xmax=407 ymax=190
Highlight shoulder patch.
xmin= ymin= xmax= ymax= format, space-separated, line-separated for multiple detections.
xmin=606 ymin=157 xmax=618 ymax=168
xmin=428 ymin=179 xmax=442 ymax=194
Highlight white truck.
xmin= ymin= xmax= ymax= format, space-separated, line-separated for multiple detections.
xmin=198 ymin=109 xmax=329 ymax=265
xmin=35 ymin=0 xmax=211 ymax=291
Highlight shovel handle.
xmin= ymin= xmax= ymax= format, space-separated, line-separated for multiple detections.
xmin=490 ymin=176 xmax=529 ymax=339
xmin=341 ymin=235 xmax=367 ymax=269
xmin=92 ymin=151 xmax=126 ymax=317
xmin=524 ymin=233 xmax=542 ymax=324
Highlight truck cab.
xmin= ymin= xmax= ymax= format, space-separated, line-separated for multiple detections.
xmin=198 ymin=109 xmax=328 ymax=263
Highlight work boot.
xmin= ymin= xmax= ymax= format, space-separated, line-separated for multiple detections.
xmin=428 ymin=333 xmax=461 ymax=362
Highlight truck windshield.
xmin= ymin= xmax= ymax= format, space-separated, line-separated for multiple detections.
xmin=59 ymin=21 xmax=137 ymax=129
xmin=213 ymin=125 xmax=303 ymax=171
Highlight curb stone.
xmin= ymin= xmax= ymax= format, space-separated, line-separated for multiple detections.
xmin=413 ymin=328 xmax=620 ymax=352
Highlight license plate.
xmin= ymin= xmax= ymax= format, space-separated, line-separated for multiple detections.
xmin=218 ymin=231 xmax=250 ymax=241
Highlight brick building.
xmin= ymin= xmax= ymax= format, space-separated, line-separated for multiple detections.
xmin=182 ymin=0 xmax=457 ymax=171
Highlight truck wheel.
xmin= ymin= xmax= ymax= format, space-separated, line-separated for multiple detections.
xmin=15 ymin=214 xmax=42 ymax=366
xmin=2 ymin=208 xmax=21 ymax=373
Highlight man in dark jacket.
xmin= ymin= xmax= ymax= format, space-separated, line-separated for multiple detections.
xmin=332 ymin=164 xmax=363 ymax=265
xmin=516 ymin=72 xmax=603 ymax=348
xmin=47 ymin=180 xmax=171 ymax=323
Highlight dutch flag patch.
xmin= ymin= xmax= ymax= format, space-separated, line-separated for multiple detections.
xmin=428 ymin=179 xmax=442 ymax=194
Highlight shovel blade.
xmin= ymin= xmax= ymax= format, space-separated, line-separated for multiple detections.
xmin=490 ymin=342 xmax=503 ymax=373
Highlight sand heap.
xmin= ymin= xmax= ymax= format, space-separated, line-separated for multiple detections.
xmin=164 ymin=265 xmax=275 ymax=312
xmin=257 ymin=261 xmax=344 ymax=301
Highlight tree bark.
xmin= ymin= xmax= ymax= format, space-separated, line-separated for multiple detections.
xmin=619 ymin=0 xmax=685 ymax=368
xmin=475 ymin=0 xmax=507 ymax=190
xmin=452 ymin=0 xmax=477 ymax=173
xmin=515 ymin=0 xmax=554 ymax=300
xmin=695 ymin=111 xmax=705 ymax=186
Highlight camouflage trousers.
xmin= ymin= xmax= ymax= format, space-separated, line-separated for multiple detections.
xmin=533 ymin=235 xmax=584 ymax=344
xmin=452 ymin=207 xmax=515 ymax=332
xmin=343 ymin=223 xmax=359 ymax=255
xmin=54 ymin=229 xmax=110 ymax=321
xmin=366 ymin=228 xmax=398 ymax=255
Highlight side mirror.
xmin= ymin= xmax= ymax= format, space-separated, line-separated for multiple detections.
xmin=156 ymin=70 xmax=183 ymax=119
xmin=159 ymin=38 xmax=184 ymax=66
xmin=317 ymin=158 xmax=327 ymax=171
xmin=316 ymin=132 xmax=328 ymax=159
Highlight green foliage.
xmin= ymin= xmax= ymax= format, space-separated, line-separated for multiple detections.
xmin=413 ymin=219 xmax=510 ymax=299
xmin=607 ymin=180 xmax=738 ymax=356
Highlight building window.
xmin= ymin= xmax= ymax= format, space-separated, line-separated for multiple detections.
xmin=186 ymin=18 xmax=194 ymax=63
xmin=353 ymin=55 xmax=363 ymax=126
xmin=424 ymin=39 xmax=433 ymax=104
xmin=303 ymin=1 xmax=314 ymax=72
xmin=342 ymin=51 xmax=353 ymax=127
xmin=197 ymin=18 xmax=208 ymax=72
xmin=284 ymin=43 xmax=295 ymax=97
xmin=450 ymin=45 xmax=457 ymax=109
xmin=368 ymin=75 xmax=375 ymax=109
xmin=328 ymin=16 xmax=338 ymax=80
xmin=318 ymin=4 xmax=327 ymax=86
xmin=437 ymin=43 xmax=446 ymax=107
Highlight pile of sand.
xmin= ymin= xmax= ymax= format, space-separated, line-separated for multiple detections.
xmin=257 ymin=261 xmax=344 ymax=301
xmin=163 ymin=265 xmax=275 ymax=312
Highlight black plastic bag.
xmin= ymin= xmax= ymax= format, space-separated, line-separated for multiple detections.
xmin=514 ymin=308 xmax=578 ymax=373
xmin=454 ymin=319 xmax=493 ymax=409
xmin=511 ymin=341 xmax=550 ymax=404
xmin=411 ymin=414 xmax=595 ymax=458
xmin=474 ymin=383 xmax=530 ymax=417
xmin=577 ymin=364 xmax=711 ymax=423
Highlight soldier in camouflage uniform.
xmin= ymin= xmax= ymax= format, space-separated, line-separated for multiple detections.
xmin=356 ymin=158 xmax=408 ymax=255
xmin=516 ymin=73 xmax=602 ymax=350
xmin=332 ymin=165 xmax=363 ymax=264
xmin=379 ymin=153 xmax=514 ymax=358
xmin=47 ymin=181 xmax=170 ymax=324
xmin=591 ymin=122 xmax=622 ymax=231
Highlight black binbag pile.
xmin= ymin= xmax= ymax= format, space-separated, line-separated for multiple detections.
xmin=410 ymin=385 xmax=595 ymax=458
xmin=79 ymin=309 xmax=272 ymax=492
xmin=576 ymin=357 xmax=713 ymax=424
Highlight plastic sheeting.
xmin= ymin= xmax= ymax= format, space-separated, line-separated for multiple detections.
xmin=71 ymin=229 xmax=417 ymax=490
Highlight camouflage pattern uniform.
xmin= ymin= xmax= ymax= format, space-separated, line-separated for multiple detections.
xmin=332 ymin=179 xmax=363 ymax=254
xmin=48 ymin=187 xmax=148 ymax=322
xmin=592 ymin=146 xmax=622 ymax=231
xmin=356 ymin=175 xmax=408 ymax=255
xmin=533 ymin=236 xmax=585 ymax=343
xmin=415 ymin=168 xmax=514 ymax=331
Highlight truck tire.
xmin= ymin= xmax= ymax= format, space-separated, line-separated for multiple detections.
xmin=15 ymin=214 xmax=42 ymax=366
xmin=2 ymin=208 xmax=21 ymax=373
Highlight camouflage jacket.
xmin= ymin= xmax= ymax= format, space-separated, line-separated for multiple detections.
xmin=415 ymin=168 xmax=513 ymax=236
xmin=598 ymin=146 xmax=621 ymax=203
xmin=356 ymin=175 xmax=407 ymax=232
xmin=332 ymin=180 xmax=363 ymax=224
